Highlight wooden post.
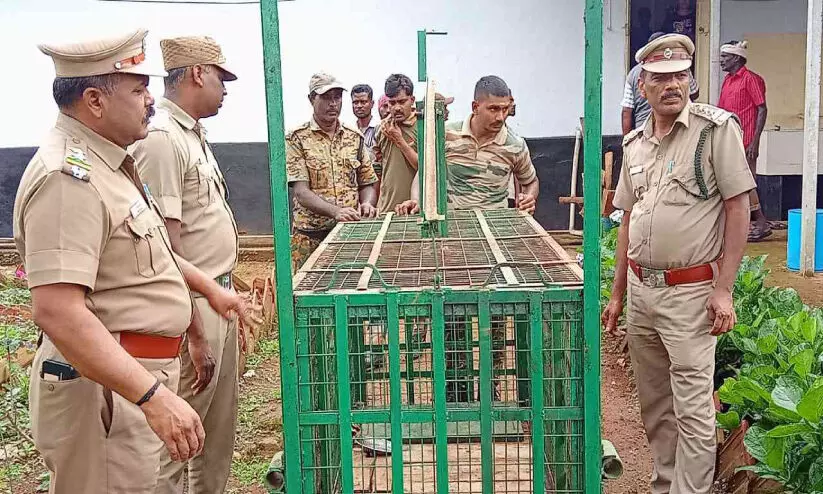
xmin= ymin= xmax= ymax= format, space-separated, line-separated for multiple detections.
xmin=709 ymin=0 xmax=721 ymax=104
xmin=568 ymin=127 xmax=581 ymax=231
xmin=801 ymin=0 xmax=822 ymax=276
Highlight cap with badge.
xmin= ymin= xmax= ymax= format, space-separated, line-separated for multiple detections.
xmin=635 ymin=33 xmax=695 ymax=74
xmin=309 ymin=72 xmax=346 ymax=95
xmin=39 ymin=28 xmax=167 ymax=78
xmin=160 ymin=35 xmax=237 ymax=81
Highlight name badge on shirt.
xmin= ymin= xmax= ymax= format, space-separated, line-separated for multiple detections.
xmin=130 ymin=197 xmax=148 ymax=218
xmin=629 ymin=165 xmax=644 ymax=175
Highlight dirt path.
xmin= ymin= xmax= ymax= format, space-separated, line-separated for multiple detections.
xmin=601 ymin=333 xmax=653 ymax=494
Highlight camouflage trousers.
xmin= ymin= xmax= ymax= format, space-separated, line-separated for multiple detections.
xmin=291 ymin=229 xmax=330 ymax=273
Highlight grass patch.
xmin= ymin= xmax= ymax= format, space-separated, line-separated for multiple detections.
xmin=246 ymin=337 xmax=279 ymax=369
xmin=230 ymin=456 xmax=269 ymax=486
xmin=0 ymin=287 xmax=30 ymax=307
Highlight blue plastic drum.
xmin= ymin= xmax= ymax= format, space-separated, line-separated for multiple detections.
xmin=786 ymin=209 xmax=823 ymax=272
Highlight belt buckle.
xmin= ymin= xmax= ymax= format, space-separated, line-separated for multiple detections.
xmin=216 ymin=273 xmax=232 ymax=289
xmin=642 ymin=269 xmax=665 ymax=288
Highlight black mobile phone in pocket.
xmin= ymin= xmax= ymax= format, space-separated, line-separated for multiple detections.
xmin=41 ymin=359 xmax=80 ymax=381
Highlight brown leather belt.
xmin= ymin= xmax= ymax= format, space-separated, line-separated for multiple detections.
xmin=628 ymin=259 xmax=716 ymax=288
xmin=119 ymin=332 xmax=183 ymax=359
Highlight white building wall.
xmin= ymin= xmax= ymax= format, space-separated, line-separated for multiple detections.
xmin=0 ymin=0 xmax=626 ymax=147
xmin=721 ymin=0 xmax=808 ymax=43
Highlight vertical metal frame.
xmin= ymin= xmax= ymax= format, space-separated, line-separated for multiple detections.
xmin=260 ymin=0 xmax=604 ymax=490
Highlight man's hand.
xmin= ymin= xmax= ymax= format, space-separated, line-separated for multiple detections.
xmin=206 ymin=287 xmax=262 ymax=329
xmin=601 ymin=298 xmax=624 ymax=335
xmin=335 ymin=207 xmax=361 ymax=222
xmin=383 ymin=118 xmax=404 ymax=145
xmin=746 ymin=142 xmax=760 ymax=163
xmin=516 ymin=193 xmax=537 ymax=215
xmin=706 ymin=287 xmax=737 ymax=336
xmin=395 ymin=200 xmax=420 ymax=216
xmin=359 ymin=203 xmax=377 ymax=219
xmin=187 ymin=334 xmax=215 ymax=395
xmin=140 ymin=384 xmax=205 ymax=462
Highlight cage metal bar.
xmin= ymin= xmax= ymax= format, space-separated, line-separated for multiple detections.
xmin=298 ymin=406 xmax=583 ymax=425
xmin=477 ymin=291 xmax=493 ymax=493
xmin=334 ymin=297 xmax=355 ymax=493
xmin=583 ymin=0 xmax=604 ymax=490
xmin=430 ymin=292 xmax=449 ymax=492
xmin=259 ymin=0 xmax=304 ymax=489
xmin=529 ymin=291 xmax=546 ymax=491
xmin=386 ymin=292 xmax=404 ymax=493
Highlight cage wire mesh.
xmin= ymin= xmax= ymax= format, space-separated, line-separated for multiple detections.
xmin=292 ymin=209 xmax=589 ymax=493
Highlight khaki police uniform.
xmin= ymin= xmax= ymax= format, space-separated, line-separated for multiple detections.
xmin=613 ymin=34 xmax=756 ymax=494
xmin=13 ymin=29 xmax=193 ymax=494
xmin=132 ymin=35 xmax=239 ymax=494
xmin=287 ymin=73 xmax=378 ymax=272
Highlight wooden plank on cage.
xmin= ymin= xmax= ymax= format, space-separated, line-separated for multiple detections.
xmin=357 ymin=213 xmax=394 ymax=290
xmin=522 ymin=212 xmax=584 ymax=281
xmin=292 ymin=221 xmax=347 ymax=287
xmin=422 ymin=80 xmax=444 ymax=222
xmin=474 ymin=210 xmax=519 ymax=285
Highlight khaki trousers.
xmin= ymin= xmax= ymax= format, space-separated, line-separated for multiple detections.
xmin=156 ymin=296 xmax=238 ymax=494
xmin=30 ymin=338 xmax=180 ymax=494
xmin=626 ymin=272 xmax=717 ymax=494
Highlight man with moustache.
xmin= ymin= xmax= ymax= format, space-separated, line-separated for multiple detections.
xmin=375 ymin=73 xmax=419 ymax=214
xmin=287 ymin=72 xmax=379 ymax=271
xmin=602 ymin=34 xmax=754 ymax=494
xmin=13 ymin=29 xmax=224 ymax=493
xmin=131 ymin=35 xmax=246 ymax=494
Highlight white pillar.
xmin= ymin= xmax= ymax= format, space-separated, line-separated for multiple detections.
xmin=709 ymin=0 xmax=721 ymax=104
xmin=801 ymin=0 xmax=822 ymax=276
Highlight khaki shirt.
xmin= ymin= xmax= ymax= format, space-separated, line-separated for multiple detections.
xmin=13 ymin=114 xmax=192 ymax=337
xmin=132 ymin=98 xmax=239 ymax=279
xmin=375 ymin=114 xmax=418 ymax=213
xmin=286 ymin=118 xmax=378 ymax=232
xmin=445 ymin=116 xmax=537 ymax=209
xmin=613 ymin=102 xmax=756 ymax=270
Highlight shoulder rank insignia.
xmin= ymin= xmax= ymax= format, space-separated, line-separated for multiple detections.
xmin=622 ymin=127 xmax=643 ymax=147
xmin=689 ymin=103 xmax=736 ymax=126
xmin=61 ymin=146 xmax=91 ymax=182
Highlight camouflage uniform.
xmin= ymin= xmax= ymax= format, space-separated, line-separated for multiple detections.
xmin=445 ymin=117 xmax=537 ymax=210
xmin=444 ymin=115 xmax=538 ymax=402
xmin=286 ymin=118 xmax=378 ymax=272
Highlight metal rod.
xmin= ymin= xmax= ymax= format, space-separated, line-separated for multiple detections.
xmin=259 ymin=0 xmax=301 ymax=489
xmin=417 ymin=30 xmax=427 ymax=82
xmin=801 ymin=0 xmax=822 ymax=276
xmin=583 ymin=0 xmax=604 ymax=490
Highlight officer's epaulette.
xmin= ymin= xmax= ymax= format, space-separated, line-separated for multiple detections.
xmin=60 ymin=138 xmax=91 ymax=182
xmin=689 ymin=103 xmax=738 ymax=126
xmin=622 ymin=127 xmax=643 ymax=147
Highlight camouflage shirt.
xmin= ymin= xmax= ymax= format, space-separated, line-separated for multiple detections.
xmin=445 ymin=116 xmax=537 ymax=209
xmin=287 ymin=118 xmax=378 ymax=231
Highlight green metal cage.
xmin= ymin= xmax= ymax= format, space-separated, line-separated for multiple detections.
xmin=258 ymin=1 xmax=604 ymax=493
